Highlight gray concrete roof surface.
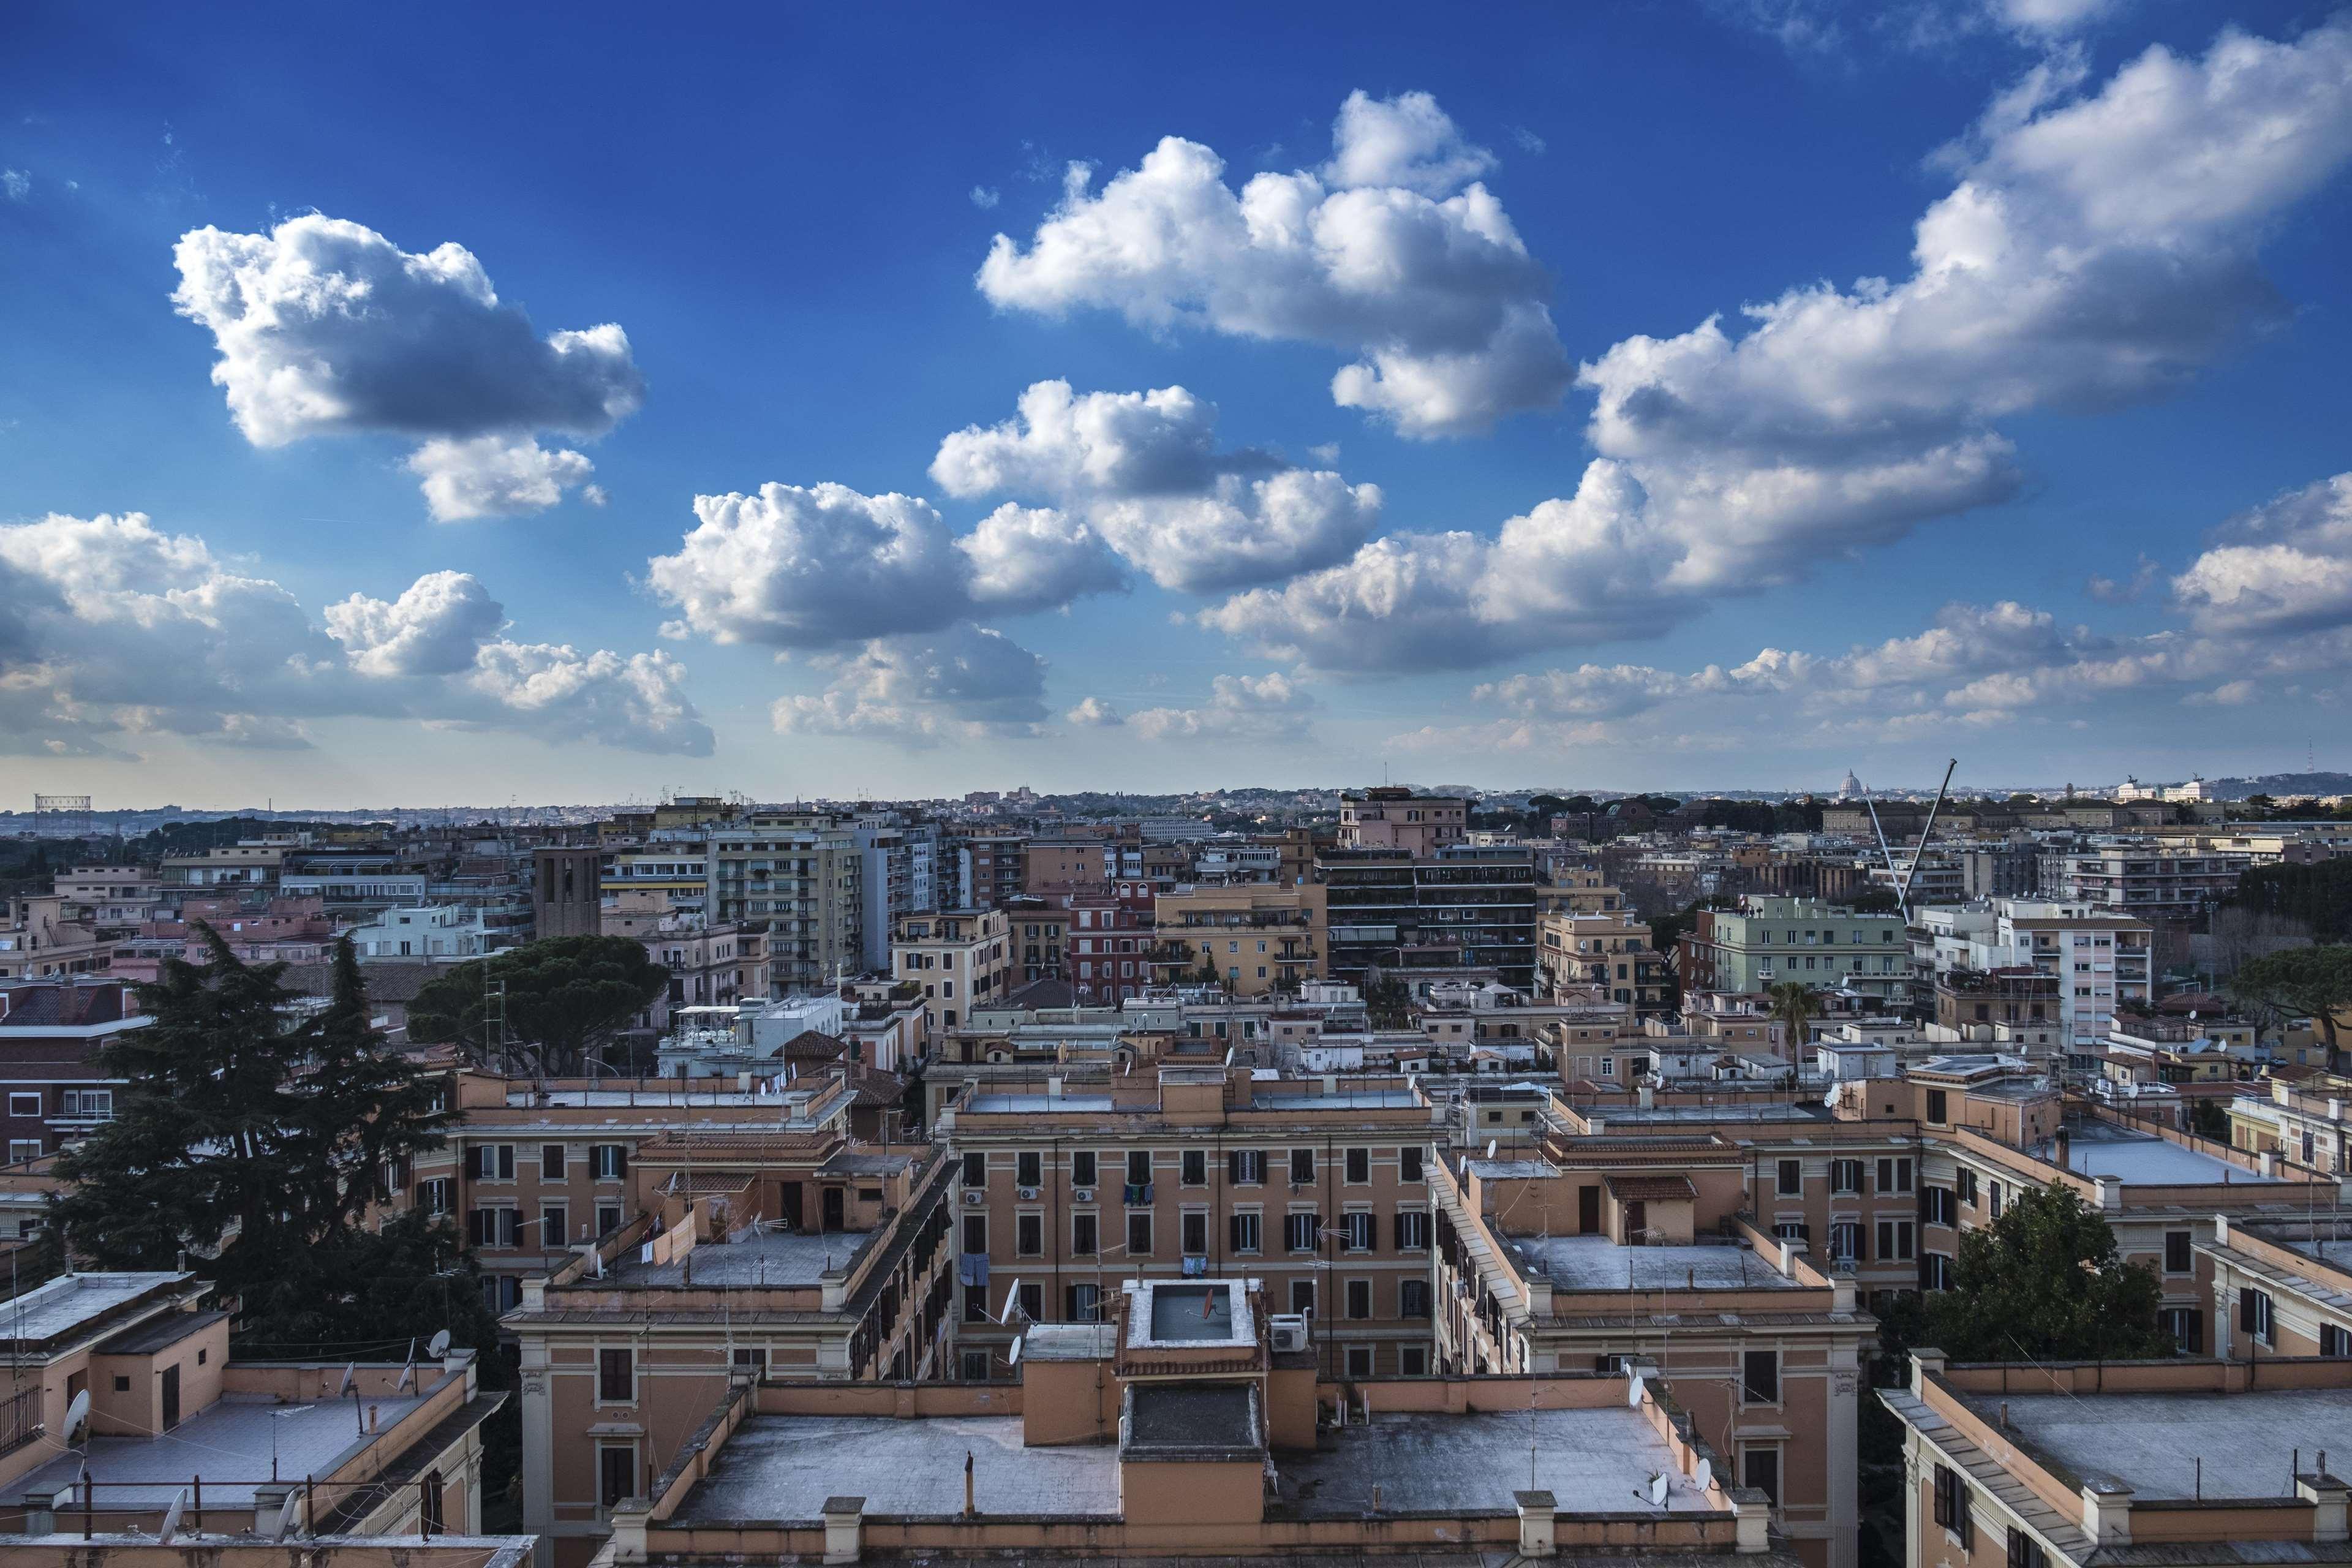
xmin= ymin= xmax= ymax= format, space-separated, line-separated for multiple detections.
xmin=670 ymin=1414 xmax=1119 ymax=1521
xmin=605 ymin=1229 xmax=873 ymax=1288
xmin=1975 ymin=1387 xmax=2352 ymax=1499
xmin=1276 ymin=1408 xmax=1714 ymax=1517
xmin=1518 ymin=1237 xmax=1796 ymax=1292
xmin=17 ymin=1390 xmax=433 ymax=1509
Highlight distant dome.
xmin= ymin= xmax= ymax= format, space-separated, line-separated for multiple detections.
xmin=1838 ymin=771 xmax=1863 ymax=799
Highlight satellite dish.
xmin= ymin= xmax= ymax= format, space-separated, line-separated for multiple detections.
xmin=158 ymin=1486 xmax=189 ymax=1544
xmin=1008 ymin=1335 xmax=1023 ymax=1366
xmin=1693 ymin=1458 xmax=1713 ymax=1493
xmin=268 ymin=1489 xmax=303 ymax=1541
xmin=1626 ymin=1373 xmax=1646 ymax=1409
xmin=337 ymin=1362 xmax=356 ymax=1396
xmin=62 ymin=1390 xmax=89 ymax=1444
xmin=1486 ymin=1139 xmax=1498 ymax=1159
xmin=1648 ymin=1472 xmax=1670 ymax=1508
xmin=427 ymin=1329 xmax=451 ymax=1357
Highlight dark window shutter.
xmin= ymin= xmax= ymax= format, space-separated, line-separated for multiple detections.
xmin=2240 ymin=1287 xmax=2257 ymax=1332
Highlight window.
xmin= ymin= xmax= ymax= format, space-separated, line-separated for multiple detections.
xmin=1230 ymin=1210 xmax=1262 ymax=1253
xmin=962 ymin=1152 xmax=986 ymax=1187
xmin=1290 ymin=1147 xmax=1316 ymax=1184
xmin=960 ymin=1349 xmax=992 ymax=1381
xmin=1957 ymin=1169 xmax=1978 ymax=1207
xmin=1286 ymin=1210 xmax=1322 ymax=1252
xmin=2323 ymin=1323 xmax=2351 ymax=1358
xmin=1400 ymin=1145 xmax=1424 ymax=1184
xmin=1395 ymin=1209 xmax=1431 ymax=1250
xmin=1776 ymin=1159 xmax=1802 ymax=1196
xmin=1066 ymin=1283 xmax=1101 ymax=1322
xmin=597 ymin=1347 xmax=634 ymax=1403
xmin=1829 ymin=1221 xmax=1864 ymax=1264
xmin=596 ymin=1203 xmax=622 ymax=1237
xmin=1933 ymin=1464 xmax=1973 ymax=1547
xmin=1071 ymin=1150 xmax=1096 ymax=1188
xmin=1126 ymin=1150 xmax=1152 ymax=1186
xmin=1830 ymin=1159 xmax=1863 ymax=1194
xmin=1016 ymin=1213 xmax=1042 ymax=1257
xmin=2007 ymin=1528 xmax=2046 ymax=1568
xmin=4 ymin=1139 xmax=37 ymax=1163
xmin=1988 ymin=1179 xmax=2003 ymax=1218
xmin=1181 ymin=1148 xmax=1207 ymax=1186
xmin=1743 ymin=1349 xmax=1779 ymax=1404
xmin=1346 ymin=1278 xmax=1373 ymax=1319
xmin=1344 ymin=1147 xmax=1370 ymax=1185
xmin=469 ymin=1207 xmax=521 ymax=1247
xmin=1876 ymin=1157 xmax=1913 ymax=1194
xmin=1181 ymin=1209 xmax=1208 ymax=1256
xmin=6 ymin=1094 xmax=37 ymax=1117
xmin=1344 ymin=1343 xmax=1374 ymax=1377
xmin=1743 ymin=1446 xmax=1780 ymax=1506
xmin=1290 ymin=1278 xmax=1315 ymax=1315
xmin=1925 ymin=1088 xmax=1948 ymax=1124
xmin=2164 ymin=1231 xmax=2192 ymax=1274
xmin=1924 ymin=1187 xmax=1955 ymax=1227
xmin=2161 ymin=1306 xmax=2203 ymax=1353
xmin=731 ymin=1347 xmax=766 ymax=1379
xmin=1230 ymin=1149 xmax=1265 ymax=1185
xmin=1126 ymin=1211 xmax=1153 ymax=1257
xmin=1400 ymin=1344 xmax=1430 ymax=1375
xmin=598 ymin=1446 xmax=635 ymax=1509
xmin=1875 ymin=1219 xmax=1915 ymax=1261
xmin=1016 ymin=1151 xmax=1042 ymax=1188
xmin=540 ymin=1144 xmax=565 ymax=1179
xmin=469 ymin=1144 xmax=515 ymax=1181
xmin=1342 ymin=1211 xmax=1375 ymax=1251
xmin=592 ymin=1144 xmax=627 ymax=1180
xmin=1400 ymin=1277 xmax=1430 ymax=1318
xmin=1924 ymin=1253 xmax=1954 ymax=1291
xmin=1071 ymin=1212 xmax=1097 ymax=1256
xmin=1016 ymin=1281 xmax=1043 ymax=1322
xmin=541 ymin=1204 xmax=567 ymax=1246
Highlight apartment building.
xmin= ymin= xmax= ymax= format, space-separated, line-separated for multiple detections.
xmin=933 ymin=1064 xmax=1444 ymax=1379
xmin=2199 ymin=1212 xmax=2352 ymax=1356
xmin=892 ymin=908 xmax=1011 ymax=1034
xmin=1881 ymin=1348 xmax=2352 ymax=1568
xmin=2228 ymin=1077 xmax=2352 ymax=1173
xmin=0 ymin=897 xmax=113 ymax=982
xmin=600 ymin=895 xmax=769 ymax=1028
xmin=598 ymin=1278 xmax=1773 ymax=1568
xmin=1001 ymin=896 xmax=1067 ymax=984
xmin=156 ymin=843 xmax=285 ymax=891
xmin=347 ymin=904 xmax=494 ymax=960
xmin=1320 ymin=846 xmax=1539 ymax=992
xmin=962 ymin=832 xmax=1027 ymax=909
xmin=0 ymin=978 xmax=142 ymax=1171
xmin=1428 ymin=1142 xmax=1870 ymax=1568
xmin=0 ymin=1270 xmax=502 ymax=1539
xmin=1148 ymin=883 xmax=1326 ymax=997
xmin=506 ymin=1138 xmax=953 ymax=1568
xmin=708 ymin=812 xmax=862 ymax=989
xmin=1338 ymin=787 xmax=1469 ymax=853
xmin=1064 ymin=897 xmax=1155 ymax=1006
xmin=1992 ymin=902 xmax=2152 ymax=1049
xmin=1677 ymin=896 xmax=1910 ymax=1004
xmin=48 ymin=867 xmax=162 ymax=932
xmin=2040 ymin=845 xmax=2250 ymax=922
xmin=1537 ymin=904 xmax=1670 ymax=1012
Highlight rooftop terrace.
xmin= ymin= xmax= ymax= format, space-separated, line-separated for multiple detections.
xmin=603 ymin=1227 xmax=873 ymax=1288
xmin=1959 ymin=1385 xmax=2352 ymax=1499
xmin=17 ymin=1390 xmax=433 ymax=1509
xmin=1276 ymin=1408 xmax=1716 ymax=1517
xmin=1513 ymin=1237 xmax=1797 ymax=1292
xmin=2036 ymin=1123 xmax=2278 ymax=1185
xmin=671 ymin=1413 xmax=1120 ymax=1522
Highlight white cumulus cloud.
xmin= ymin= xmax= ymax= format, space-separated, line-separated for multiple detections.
xmin=774 ymin=623 xmax=1049 ymax=746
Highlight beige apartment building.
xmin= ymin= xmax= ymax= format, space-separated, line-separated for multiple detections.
xmin=708 ymin=812 xmax=862 ymax=989
xmin=1149 ymin=882 xmax=1327 ymax=996
xmin=1538 ymin=903 xmax=1671 ymax=1012
xmin=507 ymin=1138 xmax=953 ymax=1568
xmin=0 ymin=897 xmax=112 ymax=981
xmin=933 ymin=1064 xmax=1445 ymax=1379
xmin=892 ymin=908 xmax=1011 ymax=1034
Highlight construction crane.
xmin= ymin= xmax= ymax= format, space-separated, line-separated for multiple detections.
xmin=1861 ymin=757 xmax=1959 ymax=914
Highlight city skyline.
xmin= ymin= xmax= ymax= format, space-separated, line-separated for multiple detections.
xmin=6 ymin=2 xmax=2351 ymax=804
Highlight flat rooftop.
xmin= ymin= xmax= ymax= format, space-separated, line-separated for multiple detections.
xmin=1276 ymin=1408 xmax=1713 ymax=1517
xmin=1515 ymin=1237 xmax=1797 ymax=1292
xmin=1962 ymin=1387 xmax=2352 ymax=1499
xmin=1252 ymin=1090 xmax=1421 ymax=1110
xmin=17 ymin=1389 xmax=433 ymax=1509
xmin=1147 ymin=1283 xmax=1234 ymax=1341
xmin=604 ymin=1229 xmax=873 ymax=1288
xmin=2035 ymin=1125 xmax=2277 ymax=1185
xmin=961 ymin=1094 xmax=1118 ymax=1114
xmin=1 ymin=1273 xmax=187 ymax=1347
xmin=671 ymin=1414 xmax=1120 ymax=1521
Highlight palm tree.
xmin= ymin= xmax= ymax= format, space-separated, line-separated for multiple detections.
xmin=1767 ymin=981 xmax=1820 ymax=1057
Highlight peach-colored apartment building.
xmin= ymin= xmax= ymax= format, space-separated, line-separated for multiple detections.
xmin=593 ymin=1276 xmax=1785 ymax=1568
xmin=0 ymin=1271 xmax=500 ymax=1540
xmin=1882 ymin=1348 xmax=2352 ymax=1568
xmin=1337 ymin=787 xmax=1469 ymax=854
xmin=933 ymin=1065 xmax=1445 ymax=1381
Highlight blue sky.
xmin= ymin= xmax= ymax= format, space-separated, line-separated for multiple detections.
xmin=4 ymin=1 xmax=2350 ymax=807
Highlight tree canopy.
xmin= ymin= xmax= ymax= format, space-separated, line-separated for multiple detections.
xmin=407 ymin=934 xmax=670 ymax=1076
xmin=1885 ymin=1183 xmax=2171 ymax=1363
xmin=2230 ymin=944 xmax=2352 ymax=1070
xmin=2230 ymin=860 xmax=2352 ymax=943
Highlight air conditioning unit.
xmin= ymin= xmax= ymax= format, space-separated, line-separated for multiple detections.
xmin=1017 ymin=1186 xmax=1040 ymax=1200
xmin=1071 ymin=1188 xmax=1095 ymax=1203
xmin=962 ymin=1191 xmax=986 ymax=1206
xmin=1268 ymin=1314 xmax=1310 ymax=1354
